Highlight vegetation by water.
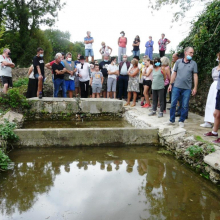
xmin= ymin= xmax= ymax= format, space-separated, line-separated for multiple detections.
xmin=0 ymin=119 xmax=18 ymax=170
xmin=0 ymin=88 xmax=30 ymax=111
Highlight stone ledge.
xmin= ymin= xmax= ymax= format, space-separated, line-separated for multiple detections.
xmin=204 ymin=147 xmax=220 ymax=172
xmin=14 ymin=127 xmax=159 ymax=147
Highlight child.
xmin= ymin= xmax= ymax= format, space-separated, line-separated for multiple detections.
xmin=107 ymin=57 xmax=119 ymax=99
xmin=90 ymin=64 xmax=103 ymax=98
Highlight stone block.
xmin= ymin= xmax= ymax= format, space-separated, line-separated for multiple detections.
xmin=2 ymin=111 xmax=24 ymax=128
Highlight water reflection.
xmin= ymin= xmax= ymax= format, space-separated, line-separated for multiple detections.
xmin=0 ymin=147 xmax=220 ymax=220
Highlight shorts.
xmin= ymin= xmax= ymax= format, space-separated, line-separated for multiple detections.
xmin=85 ymin=49 xmax=94 ymax=57
xmin=75 ymin=76 xmax=80 ymax=87
xmin=65 ymin=80 xmax=75 ymax=91
xmin=92 ymin=84 xmax=102 ymax=94
xmin=143 ymin=80 xmax=152 ymax=88
xmin=1 ymin=76 xmax=13 ymax=87
xmin=102 ymin=76 xmax=108 ymax=91
xmin=107 ymin=77 xmax=117 ymax=92
xmin=215 ymin=90 xmax=220 ymax=110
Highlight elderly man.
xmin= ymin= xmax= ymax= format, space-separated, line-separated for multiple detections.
xmin=62 ymin=52 xmax=77 ymax=98
xmin=33 ymin=47 xmax=45 ymax=98
xmin=166 ymin=47 xmax=198 ymax=127
xmin=99 ymin=55 xmax=111 ymax=98
xmin=52 ymin=54 xmax=67 ymax=97
xmin=76 ymin=55 xmax=90 ymax=98
xmin=84 ymin=31 xmax=94 ymax=62
xmin=0 ymin=48 xmax=15 ymax=94
xmin=118 ymin=54 xmax=130 ymax=100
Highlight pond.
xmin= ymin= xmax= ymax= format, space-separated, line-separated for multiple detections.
xmin=0 ymin=146 xmax=220 ymax=220
xmin=22 ymin=120 xmax=131 ymax=129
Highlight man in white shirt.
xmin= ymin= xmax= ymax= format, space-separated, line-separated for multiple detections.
xmin=0 ymin=48 xmax=15 ymax=94
xmin=76 ymin=56 xmax=90 ymax=98
xmin=107 ymin=57 xmax=119 ymax=99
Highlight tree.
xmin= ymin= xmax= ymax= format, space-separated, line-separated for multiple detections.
xmin=176 ymin=0 xmax=220 ymax=114
xmin=0 ymin=0 xmax=65 ymax=66
xmin=149 ymin=0 xmax=212 ymax=21
xmin=44 ymin=29 xmax=85 ymax=61
xmin=0 ymin=23 xmax=9 ymax=54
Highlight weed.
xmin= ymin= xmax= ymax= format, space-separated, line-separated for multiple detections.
xmin=0 ymin=149 xmax=11 ymax=170
xmin=187 ymin=145 xmax=203 ymax=157
xmin=0 ymin=119 xmax=19 ymax=142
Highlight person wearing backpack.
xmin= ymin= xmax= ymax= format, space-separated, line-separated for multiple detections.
xmin=118 ymin=54 xmax=130 ymax=100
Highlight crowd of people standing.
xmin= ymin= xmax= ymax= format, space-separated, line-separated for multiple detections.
xmin=1 ymin=30 xmax=220 ymax=143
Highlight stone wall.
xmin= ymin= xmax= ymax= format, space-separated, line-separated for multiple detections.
xmin=14 ymin=127 xmax=159 ymax=147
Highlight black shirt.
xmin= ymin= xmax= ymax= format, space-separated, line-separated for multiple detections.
xmin=52 ymin=62 xmax=64 ymax=80
xmin=133 ymin=39 xmax=140 ymax=51
xmin=99 ymin=60 xmax=111 ymax=77
xmin=33 ymin=56 xmax=44 ymax=76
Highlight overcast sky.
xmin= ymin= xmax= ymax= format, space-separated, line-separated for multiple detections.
xmin=48 ymin=0 xmax=205 ymax=59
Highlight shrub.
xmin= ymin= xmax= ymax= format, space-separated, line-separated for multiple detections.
xmin=0 ymin=149 xmax=11 ymax=170
xmin=0 ymin=88 xmax=30 ymax=110
xmin=13 ymin=78 xmax=29 ymax=88
xmin=0 ymin=119 xmax=19 ymax=142
xmin=187 ymin=145 xmax=203 ymax=157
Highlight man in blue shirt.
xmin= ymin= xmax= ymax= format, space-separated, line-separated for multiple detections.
xmin=84 ymin=31 xmax=94 ymax=62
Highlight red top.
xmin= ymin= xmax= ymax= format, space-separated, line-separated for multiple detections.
xmin=119 ymin=37 xmax=127 ymax=48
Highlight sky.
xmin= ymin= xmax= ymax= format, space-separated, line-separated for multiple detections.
xmin=47 ymin=0 xmax=205 ymax=59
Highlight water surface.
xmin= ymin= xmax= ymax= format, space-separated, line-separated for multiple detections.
xmin=0 ymin=146 xmax=220 ymax=220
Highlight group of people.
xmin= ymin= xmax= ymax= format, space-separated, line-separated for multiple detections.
xmin=1 ymin=30 xmax=220 ymax=144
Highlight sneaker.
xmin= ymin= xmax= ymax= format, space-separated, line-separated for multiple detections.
xmin=212 ymin=138 xmax=220 ymax=144
xmin=204 ymin=131 xmax=218 ymax=137
xmin=164 ymin=121 xmax=175 ymax=126
xmin=179 ymin=122 xmax=184 ymax=128
xmin=39 ymin=92 xmax=42 ymax=99
xmin=158 ymin=112 xmax=163 ymax=118
xmin=141 ymin=102 xmax=144 ymax=106
xmin=200 ymin=123 xmax=212 ymax=128
xmin=142 ymin=103 xmax=149 ymax=108
xmin=148 ymin=111 xmax=156 ymax=116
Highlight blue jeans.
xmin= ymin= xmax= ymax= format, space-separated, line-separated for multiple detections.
xmin=132 ymin=50 xmax=140 ymax=56
xmin=54 ymin=78 xmax=67 ymax=97
xmin=170 ymin=87 xmax=191 ymax=123
xmin=85 ymin=49 xmax=94 ymax=57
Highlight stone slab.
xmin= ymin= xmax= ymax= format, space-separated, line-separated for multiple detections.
xmin=27 ymin=98 xmax=123 ymax=114
xmin=14 ymin=127 xmax=159 ymax=147
xmin=204 ymin=146 xmax=220 ymax=172
xmin=80 ymin=98 xmax=123 ymax=113
xmin=2 ymin=111 xmax=24 ymax=128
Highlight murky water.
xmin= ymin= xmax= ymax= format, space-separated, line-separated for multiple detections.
xmin=23 ymin=120 xmax=131 ymax=129
xmin=0 ymin=146 xmax=220 ymax=220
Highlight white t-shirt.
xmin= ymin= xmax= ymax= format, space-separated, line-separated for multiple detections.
xmin=0 ymin=55 xmax=13 ymax=77
xmin=107 ymin=64 xmax=119 ymax=79
xmin=143 ymin=65 xmax=153 ymax=81
xmin=76 ymin=62 xmax=90 ymax=82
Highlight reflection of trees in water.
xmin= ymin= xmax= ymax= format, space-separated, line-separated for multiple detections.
xmin=0 ymin=162 xmax=56 ymax=216
xmin=137 ymin=159 xmax=220 ymax=220
xmin=1 ymin=157 xmax=220 ymax=219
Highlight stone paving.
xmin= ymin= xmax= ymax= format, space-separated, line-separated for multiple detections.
xmin=124 ymin=101 xmax=220 ymax=173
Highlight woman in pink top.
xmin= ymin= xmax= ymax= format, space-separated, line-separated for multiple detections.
xmin=118 ymin=31 xmax=127 ymax=63
xmin=142 ymin=58 xmax=153 ymax=108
